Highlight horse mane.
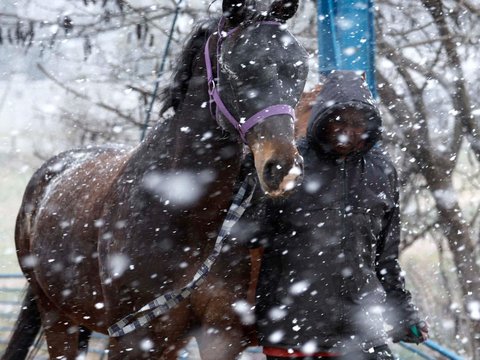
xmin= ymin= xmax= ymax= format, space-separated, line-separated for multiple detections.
xmin=294 ymin=84 xmax=323 ymax=139
xmin=159 ymin=17 xmax=220 ymax=115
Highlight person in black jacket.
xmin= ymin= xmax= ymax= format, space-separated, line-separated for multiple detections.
xmin=234 ymin=71 xmax=428 ymax=359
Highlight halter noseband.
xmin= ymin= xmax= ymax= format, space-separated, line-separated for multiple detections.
xmin=204 ymin=18 xmax=296 ymax=144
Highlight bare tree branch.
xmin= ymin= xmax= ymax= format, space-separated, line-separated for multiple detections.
xmin=37 ymin=62 xmax=142 ymax=127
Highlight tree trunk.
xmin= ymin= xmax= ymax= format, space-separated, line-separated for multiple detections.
xmin=378 ymin=73 xmax=480 ymax=357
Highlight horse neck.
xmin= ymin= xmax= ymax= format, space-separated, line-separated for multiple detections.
xmin=139 ymin=73 xmax=243 ymax=188
xmin=173 ymin=99 xmax=242 ymax=176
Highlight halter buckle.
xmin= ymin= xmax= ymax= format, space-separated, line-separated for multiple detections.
xmin=208 ymin=78 xmax=216 ymax=95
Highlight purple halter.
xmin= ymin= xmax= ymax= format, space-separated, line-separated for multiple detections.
xmin=204 ymin=18 xmax=296 ymax=144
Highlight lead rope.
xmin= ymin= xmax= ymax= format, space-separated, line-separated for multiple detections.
xmin=108 ymin=176 xmax=257 ymax=337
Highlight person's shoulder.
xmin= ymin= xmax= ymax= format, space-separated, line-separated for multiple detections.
xmin=368 ymin=144 xmax=394 ymax=164
xmin=367 ymin=144 xmax=398 ymax=178
xmin=296 ymin=137 xmax=310 ymax=156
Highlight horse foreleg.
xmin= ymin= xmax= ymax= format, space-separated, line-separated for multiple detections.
xmin=159 ymin=337 xmax=191 ymax=360
xmin=78 ymin=326 xmax=92 ymax=358
xmin=195 ymin=254 xmax=252 ymax=359
xmin=197 ymin=323 xmax=246 ymax=360
xmin=42 ymin=316 xmax=82 ymax=360
xmin=34 ymin=291 xmax=87 ymax=360
xmin=107 ymin=323 xmax=190 ymax=359
xmin=106 ymin=301 xmax=193 ymax=359
xmin=108 ymin=334 xmax=191 ymax=360
xmin=107 ymin=328 xmax=156 ymax=360
xmin=196 ymin=296 xmax=249 ymax=360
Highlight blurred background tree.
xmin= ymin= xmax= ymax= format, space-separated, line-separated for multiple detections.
xmin=374 ymin=0 xmax=480 ymax=357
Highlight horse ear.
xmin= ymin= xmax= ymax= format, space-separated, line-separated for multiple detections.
xmin=267 ymin=0 xmax=299 ymax=22
xmin=222 ymin=0 xmax=256 ymax=28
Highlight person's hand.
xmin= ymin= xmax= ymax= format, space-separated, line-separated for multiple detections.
xmin=389 ymin=320 xmax=429 ymax=344
xmin=409 ymin=321 xmax=429 ymax=343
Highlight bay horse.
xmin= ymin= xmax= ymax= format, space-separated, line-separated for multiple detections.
xmin=2 ymin=1 xmax=309 ymax=359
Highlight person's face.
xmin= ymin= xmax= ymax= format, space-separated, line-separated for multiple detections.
xmin=323 ymin=109 xmax=368 ymax=156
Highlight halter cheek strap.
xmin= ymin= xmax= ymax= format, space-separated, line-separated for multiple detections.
xmin=204 ymin=18 xmax=296 ymax=144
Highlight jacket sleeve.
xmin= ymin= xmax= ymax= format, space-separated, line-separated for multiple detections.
xmin=375 ymin=169 xmax=421 ymax=331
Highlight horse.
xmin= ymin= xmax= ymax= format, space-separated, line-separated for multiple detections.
xmin=2 ymin=1 xmax=309 ymax=359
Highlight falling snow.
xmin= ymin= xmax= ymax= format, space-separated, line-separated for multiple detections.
xmin=1 ymin=0 xmax=480 ymax=358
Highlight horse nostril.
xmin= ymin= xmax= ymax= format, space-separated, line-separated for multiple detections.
xmin=263 ymin=159 xmax=289 ymax=190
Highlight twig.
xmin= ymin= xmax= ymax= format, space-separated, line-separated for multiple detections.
xmin=37 ymin=63 xmax=142 ymax=127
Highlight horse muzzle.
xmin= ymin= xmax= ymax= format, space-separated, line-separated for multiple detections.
xmin=253 ymin=147 xmax=304 ymax=198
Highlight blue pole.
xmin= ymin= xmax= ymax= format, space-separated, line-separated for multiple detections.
xmin=317 ymin=0 xmax=341 ymax=73
xmin=316 ymin=0 xmax=377 ymax=97
xmin=398 ymin=342 xmax=437 ymax=360
xmin=422 ymin=339 xmax=465 ymax=360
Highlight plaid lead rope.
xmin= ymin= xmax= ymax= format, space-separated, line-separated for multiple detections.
xmin=108 ymin=177 xmax=256 ymax=337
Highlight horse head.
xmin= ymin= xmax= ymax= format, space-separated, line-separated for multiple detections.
xmin=213 ymin=0 xmax=308 ymax=197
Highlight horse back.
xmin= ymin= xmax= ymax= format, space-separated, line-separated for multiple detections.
xmin=15 ymin=145 xmax=131 ymax=332
xmin=295 ymin=84 xmax=323 ymax=139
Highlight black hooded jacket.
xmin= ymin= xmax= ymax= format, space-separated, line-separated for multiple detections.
xmin=234 ymin=71 xmax=420 ymax=353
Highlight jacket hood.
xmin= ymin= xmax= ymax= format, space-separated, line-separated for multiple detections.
xmin=306 ymin=71 xmax=382 ymax=157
